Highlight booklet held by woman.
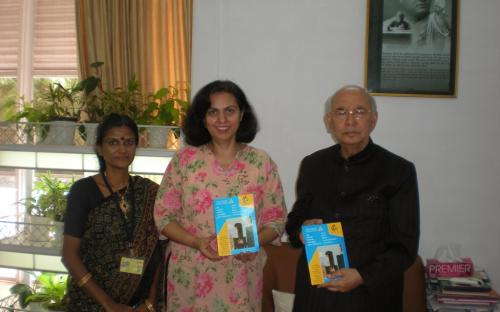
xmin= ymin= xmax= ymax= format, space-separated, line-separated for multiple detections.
xmin=302 ymin=222 xmax=350 ymax=285
xmin=213 ymin=194 xmax=259 ymax=256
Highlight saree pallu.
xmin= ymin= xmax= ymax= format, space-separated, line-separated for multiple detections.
xmin=65 ymin=176 xmax=164 ymax=311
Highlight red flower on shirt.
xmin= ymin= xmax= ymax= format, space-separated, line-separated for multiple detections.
xmin=195 ymin=273 xmax=214 ymax=298
xmin=188 ymin=189 xmax=212 ymax=214
xmin=259 ymin=206 xmax=284 ymax=225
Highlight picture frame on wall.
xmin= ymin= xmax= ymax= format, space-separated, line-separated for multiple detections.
xmin=364 ymin=0 xmax=459 ymax=97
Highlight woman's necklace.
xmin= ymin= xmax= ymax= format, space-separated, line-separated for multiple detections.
xmin=117 ymin=187 xmax=129 ymax=216
xmin=103 ymin=171 xmax=130 ymax=216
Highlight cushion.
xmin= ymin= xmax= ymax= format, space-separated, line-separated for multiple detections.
xmin=272 ymin=289 xmax=295 ymax=312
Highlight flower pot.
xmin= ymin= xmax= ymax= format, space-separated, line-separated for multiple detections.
xmin=50 ymin=221 xmax=64 ymax=248
xmin=26 ymin=302 xmax=43 ymax=311
xmin=147 ymin=126 xmax=170 ymax=148
xmin=27 ymin=215 xmax=51 ymax=242
xmin=26 ymin=301 xmax=65 ymax=311
xmin=83 ymin=123 xmax=98 ymax=145
xmin=42 ymin=120 xmax=77 ymax=145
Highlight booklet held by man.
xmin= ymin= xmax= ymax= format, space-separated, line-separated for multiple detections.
xmin=302 ymin=222 xmax=350 ymax=285
xmin=213 ymin=194 xmax=259 ymax=256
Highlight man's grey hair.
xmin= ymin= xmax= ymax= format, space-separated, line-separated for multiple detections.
xmin=324 ymin=85 xmax=377 ymax=114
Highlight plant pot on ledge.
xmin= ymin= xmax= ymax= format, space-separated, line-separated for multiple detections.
xmin=146 ymin=125 xmax=169 ymax=148
xmin=20 ymin=173 xmax=73 ymax=243
xmin=139 ymin=126 xmax=182 ymax=149
xmin=42 ymin=118 xmax=78 ymax=145
xmin=4 ymin=80 xmax=84 ymax=146
xmin=26 ymin=214 xmax=52 ymax=242
xmin=81 ymin=122 xmax=98 ymax=146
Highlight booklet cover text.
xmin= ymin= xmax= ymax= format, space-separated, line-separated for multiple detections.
xmin=302 ymin=222 xmax=350 ymax=285
xmin=213 ymin=194 xmax=259 ymax=256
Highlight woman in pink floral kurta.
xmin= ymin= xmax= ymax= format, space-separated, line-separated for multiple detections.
xmin=154 ymin=80 xmax=286 ymax=312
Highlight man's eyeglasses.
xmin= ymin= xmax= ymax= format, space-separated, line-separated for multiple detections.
xmin=332 ymin=108 xmax=372 ymax=120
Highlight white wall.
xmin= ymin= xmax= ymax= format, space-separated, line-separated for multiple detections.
xmin=192 ymin=0 xmax=500 ymax=288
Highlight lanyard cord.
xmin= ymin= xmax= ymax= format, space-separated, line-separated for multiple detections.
xmin=102 ymin=172 xmax=137 ymax=245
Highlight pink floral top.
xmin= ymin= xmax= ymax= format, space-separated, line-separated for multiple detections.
xmin=154 ymin=144 xmax=286 ymax=311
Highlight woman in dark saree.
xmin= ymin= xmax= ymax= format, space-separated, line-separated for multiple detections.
xmin=62 ymin=114 xmax=165 ymax=312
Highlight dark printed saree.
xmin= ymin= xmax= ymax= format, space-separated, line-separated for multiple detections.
xmin=65 ymin=176 xmax=165 ymax=311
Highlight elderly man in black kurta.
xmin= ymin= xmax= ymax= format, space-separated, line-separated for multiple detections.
xmin=286 ymin=85 xmax=420 ymax=311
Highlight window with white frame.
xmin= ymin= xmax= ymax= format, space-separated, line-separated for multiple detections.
xmin=0 ymin=0 xmax=78 ymax=283
xmin=0 ymin=0 xmax=78 ymax=106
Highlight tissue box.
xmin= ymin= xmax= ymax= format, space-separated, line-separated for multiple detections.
xmin=426 ymin=258 xmax=473 ymax=278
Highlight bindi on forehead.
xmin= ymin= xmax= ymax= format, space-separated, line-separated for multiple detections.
xmin=105 ymin=136 xmax=133 ymax=140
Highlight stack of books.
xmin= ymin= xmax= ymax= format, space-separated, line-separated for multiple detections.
xmin=426 ymin=258 xmax=500 ymax=311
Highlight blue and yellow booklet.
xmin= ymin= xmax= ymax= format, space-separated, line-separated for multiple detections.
xmin=213 ymin=194 xmax=259 ymax=256
xmin=302 ymin=222 xmax=350 ymax=285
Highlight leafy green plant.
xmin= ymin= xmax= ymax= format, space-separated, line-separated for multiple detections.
xmin=9 ymin=283 xmax=32 ymax=309
xmin=6 ymin=80 xmax=84 ymax=123
xmin=0 ymin=95 xmax=49 ymax=124
xmin=100 ymin=74 xmax=143 ymax=120
xmin=2 ymin=61 xmax=190 ymax=132
xmin=78 ymin=62 xmax=140 ymax=123
xmin=80 ymin=61 xmax=189 ymax=127
xmin=0 ymin=96 xmax=51 ymax=143
xmin=1 ymin=79 xmax=84 ymax=143
xmin=137 ymin=86 xmax=189 ymax=126
xmin=22 ymin=172 xmax=73 ymax=222
xmin=76 ymin=61 xmax=104 ymax=123
xmin=10 ymin=272 xmax=68 ymax=310
xmin=40 ymin=81 xmax=84 ymax=121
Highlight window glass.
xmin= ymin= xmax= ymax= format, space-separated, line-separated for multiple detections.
xmin=0 ymin=168 xmax=18 ymax=221
xmin=0 ymin=78 xmax=17 ymax=121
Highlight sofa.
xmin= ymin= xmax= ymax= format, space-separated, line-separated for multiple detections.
xmin=262 ymin=243 xmax=427 ymax=312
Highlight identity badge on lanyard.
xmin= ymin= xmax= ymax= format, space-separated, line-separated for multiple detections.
xmin=120 ymin=257 xmax=144 ymax=275
xmin=118 ymin=219 xmax=144 ymax=274
xmin=102 ymin=174 xmax=143 ymax=275
xmin=120 ymin=244 xmax=144 ymax=275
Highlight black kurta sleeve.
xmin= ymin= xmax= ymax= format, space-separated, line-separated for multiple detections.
xmin=357 ymin=162 xmax=420 ymax=292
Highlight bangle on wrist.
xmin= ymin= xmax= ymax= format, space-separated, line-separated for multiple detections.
xmin=77 ymin=272 xmax=92 ymax=288
xmin=144 ymin=299 xmax=155 ymax=312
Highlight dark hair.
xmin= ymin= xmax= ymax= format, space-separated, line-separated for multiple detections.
xmin=95 ymin=113 xmax=139 ymax=172
xmin=182 ymin=80 xmax=259 ymax=146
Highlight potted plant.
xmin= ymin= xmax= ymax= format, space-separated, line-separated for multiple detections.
xmin=1 ymin=96 xmax=51 ymax=144
xmin=79 ymin=62 xmax=189 ymax=148
xmin=137 ymin=85 xmax=189 ymax=148
xmin=80 ymin=68 xmax=143 ymax=121
xmin=39 ymin=81 xmax=84 ymax=145
xmin=79 ymin=62 xmax=143 ymax=145
xmin=21 ymin=172 xmax=73 ymax=242
xmin=10 ymin=272 xmax=68 ymax=311
xmin=5 ymin=80 xmax=84 ymax=145
xmin=75 ymin=62 xmax=103 ymax=145
xmin=39 ymin=81 xmax=83 ymax=122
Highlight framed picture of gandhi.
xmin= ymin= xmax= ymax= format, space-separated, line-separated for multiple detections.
xmin=364 ymin=0 xmax=459 ymax=97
